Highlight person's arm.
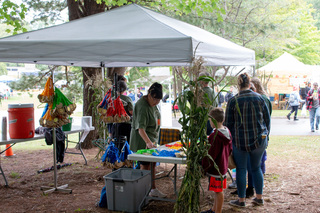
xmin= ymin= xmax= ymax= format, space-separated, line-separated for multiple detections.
xmin=224 ymin=98 xmax=234 ymax=131
xmin=262 ymin=100 xmax=271 ymax=135
xmin=138 ymin=128 xmax=156 ymax=149
xmin=306 ymin=90 xmax=312 ymax=101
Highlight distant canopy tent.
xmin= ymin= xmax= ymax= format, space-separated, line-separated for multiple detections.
xmin=0 ymin=4 xmax=255 ymax=68
xmin=257 ymin=52 xmax=308 ymax=76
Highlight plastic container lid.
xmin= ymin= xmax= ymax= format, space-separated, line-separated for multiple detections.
xmin=8 ymin=103 xmax=34 ymax=109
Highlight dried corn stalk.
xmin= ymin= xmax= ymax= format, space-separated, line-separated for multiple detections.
xmin=174 ymin=57 xmax=221 ymax=213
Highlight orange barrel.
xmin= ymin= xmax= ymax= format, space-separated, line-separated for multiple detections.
xmin=8 ymin=103 xmax=35 ymax=139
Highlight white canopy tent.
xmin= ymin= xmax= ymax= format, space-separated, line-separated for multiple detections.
xmin=0 ymin=4 xmax=255 ymax=68
xmin=257 ymin=52 xmax=308 ymax=75
xmin=257 ymin=52 xmax=310 ymax=96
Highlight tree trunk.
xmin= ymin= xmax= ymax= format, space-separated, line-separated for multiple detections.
xmin=67 ymin=1 xmax=128 ymax=148
xmin=82 ymin=67 xmax=101 ymax=148
xmin=107 ymin=67 xmax=126 ymax=81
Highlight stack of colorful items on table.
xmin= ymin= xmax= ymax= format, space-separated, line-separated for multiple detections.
xmin=97 ymin=88 xmax=130 ymax=123
xmin=137 ymin=141 xmax=186 ymax=158
xmin=38 ymin=77 xmax=76 ymax=128
xmin=101 ymin=141 xmax=133 ymax=169
xmin=164 ymin=141 xmax=184 ymax=150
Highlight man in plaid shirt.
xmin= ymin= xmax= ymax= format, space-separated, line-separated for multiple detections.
xmin=306 ymin=82 xmax=320 ymax=132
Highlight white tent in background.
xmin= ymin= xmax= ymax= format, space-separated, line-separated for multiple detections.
xmin=257 ymin=52 xmax=310 ymax=96
xmin=0 ymin=4 xmax=255 ymax=68
xmin=257 ymin=52 xmax=308 ymax=75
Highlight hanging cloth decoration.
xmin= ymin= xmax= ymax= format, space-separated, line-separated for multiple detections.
xmin=38 ymin=76 xmax=54 ymax=103
xmin=119 ymin=141 xmax=133 ymax=167
xmin=113 ymin=96 xmax=130 ymax=123
xmin=101 ymin=141 xmax=133 ymax=169
xmin=97 ymin=89 xmax=130 ymax=123
xmin=52 ymin=87 xmax=76 ymax=117
xmin=97 ymin=89 xmax=114 ymax=123
xmin=39 ymin=103 xmax=59 ymax=127
xmin=38 ymin=78 xmax=76 ymax=128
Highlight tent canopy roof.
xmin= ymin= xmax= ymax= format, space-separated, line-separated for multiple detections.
xmin=0 ymin=4 xmax=255 ymax=67
xmin=258 ymin=52 xmax=307 ymax=73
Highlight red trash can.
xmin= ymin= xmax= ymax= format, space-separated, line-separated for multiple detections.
xmin=8 ymin=103 xmax=35 ymax=139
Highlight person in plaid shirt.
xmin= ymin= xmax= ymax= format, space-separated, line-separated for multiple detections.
xmin=306 ymin=82 xmax=320 ymax=132
xmin=225 ymin=73 xmax=271 ymax=208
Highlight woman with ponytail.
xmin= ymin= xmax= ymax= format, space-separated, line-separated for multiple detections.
xmin=225 ymin=73 xmax=271 ymax=207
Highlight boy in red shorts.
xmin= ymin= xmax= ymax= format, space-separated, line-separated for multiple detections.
xmin=201 ymin=107 xmax=232 ymax=213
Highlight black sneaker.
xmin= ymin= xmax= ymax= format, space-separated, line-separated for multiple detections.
xmin=294 ymin=118 xmax=299 ymax=121
xmin=230 ymin=189 xmax=238 ymax=195
xmin=286 ymin=115 xmax=290 ymax=120
xmin=312 ymin=129 xmax=315 ymax=132
xmin=252 ymin=197 xmax=264 ymax=206
xmin=246 ymin=187 xmax=254 ymax=198
xmin=229 ymin=199 xmax=245 ymax=208
xmin=316 ymin=127 xmax=319 ymax=130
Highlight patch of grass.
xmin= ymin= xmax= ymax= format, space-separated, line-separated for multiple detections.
xmin=11 ymin=134 xmax=80 ymax=151
xmin=268 ymin=136 xmax=320 ymax=160
xmin=0 ymin=91 xmax=41 ymax=111
xmin=10 ymin=172 xmax=21 ymax=179
xmin=271 ymin=109 xmax=309 ymax=117
xmin=265 ymin=173 xmax=280 ymax=181
xmin=74 ymin=208 xmax=87 ymax=212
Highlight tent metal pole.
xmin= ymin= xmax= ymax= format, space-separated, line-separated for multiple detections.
xmin=101 ymin=66 xmax=106 ymax=142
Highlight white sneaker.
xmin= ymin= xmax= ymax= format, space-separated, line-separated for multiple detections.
xmin=149 ymin=188 xmax=167 ymax=198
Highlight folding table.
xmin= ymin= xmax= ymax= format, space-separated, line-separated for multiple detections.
xmin=0 ymin=125 xmax=94 ymax=191
xmin=128 ymin=150 xmax=187 ymax=212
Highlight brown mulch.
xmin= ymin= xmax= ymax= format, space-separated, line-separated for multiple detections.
xmin=1 ymin=147 xmax=320 ymax=213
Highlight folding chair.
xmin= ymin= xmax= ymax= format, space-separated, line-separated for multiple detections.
xmin=158 ymin=128 xmax=181 ymax=146
xmin=157 ymin=128 xmax=181 ymax=175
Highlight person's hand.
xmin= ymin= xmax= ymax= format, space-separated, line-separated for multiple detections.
xmin=146 ymin=141 xmax=156 ymax=149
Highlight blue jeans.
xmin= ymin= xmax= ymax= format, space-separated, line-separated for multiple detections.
xmin=233 ymin=139 xmax=267 ymax=198
xmin=248 ymin=150 xmax=267 ymax=188
xmin=309 ymin=107 xmax=320 ymax=131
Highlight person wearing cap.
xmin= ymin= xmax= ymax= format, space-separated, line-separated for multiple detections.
xmin=129 ymin=82 xmax=166 ymax=198
xmin=306 ymin=82 xmax=320 ymax=132
xmin=128 ymin=89 xmax=135 ymax=102
xmin=199 ymin=72 xmax=218 ymax=135
xmin=287 ymin=86 xmax=304 ymax=121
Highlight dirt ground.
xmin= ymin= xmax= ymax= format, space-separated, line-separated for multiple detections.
xmin=1 ymin=146 xmax=320 ymax=213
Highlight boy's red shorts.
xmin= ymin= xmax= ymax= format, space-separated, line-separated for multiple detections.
xmin=208 ymin=175 xmax=227 ymax=192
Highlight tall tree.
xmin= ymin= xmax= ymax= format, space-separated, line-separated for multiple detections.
xmin=8 ymin=0 xmax=222 ymax=148
xmin=0 ymin=0 xmax=27 ymax=34
xmin=286 ymin=7 xmax=320 ymax=64
xmin=307 ymin=0 xmax=320 ymax=29
xmin=170 ymin=0 xmax=320 ymax=67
